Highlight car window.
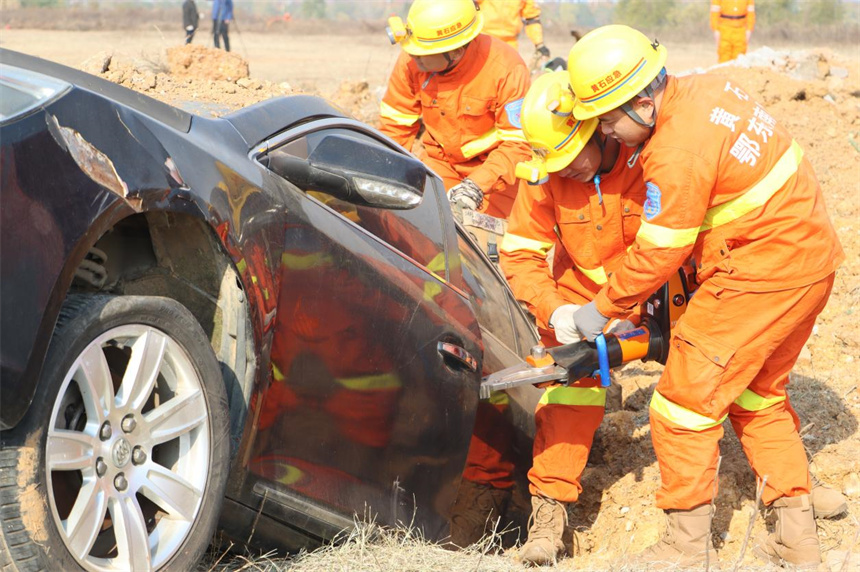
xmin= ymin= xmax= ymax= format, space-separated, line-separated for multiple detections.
xmin=273 ymin=128 xmax=446 ymax=271
xmin=456 ymin=230 xmax=517 ymax=351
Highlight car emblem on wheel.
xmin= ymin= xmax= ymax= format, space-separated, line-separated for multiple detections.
xmin=112 ymin=438 xmax=131 ymax=468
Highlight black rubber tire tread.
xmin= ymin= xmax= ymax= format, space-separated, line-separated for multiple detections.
xmin=0 ymin=294 xmax=230 ymax=572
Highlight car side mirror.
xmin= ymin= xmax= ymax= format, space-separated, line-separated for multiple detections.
xmin=267 ymin=134 xmax=426 ymax=210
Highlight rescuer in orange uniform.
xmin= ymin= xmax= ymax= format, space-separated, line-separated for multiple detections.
xmin=567 ymin=25 xmax=845 ymax=569
xmin=475 ymin=0 xmax=550 ymax=58
xmin=499 ymin=71 xmax=644 ymax=565
xmin=380 ymin=0 xmax=532 ymax=256
xmin=711 ymin=0 xmax=755 ymax=63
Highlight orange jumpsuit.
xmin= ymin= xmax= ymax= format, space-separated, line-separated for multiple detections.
xmin=379 ymin=34 xmax=532 ymax=219
xmin=593 ymin=75 xmax=844 ymax=510
xmin=500 ymin=143 xmax=647 ymax=503
xmin=476 ymin=0 xmax=544 ymax=50
xmin=711 ymin=0 xmax=755 ymax=63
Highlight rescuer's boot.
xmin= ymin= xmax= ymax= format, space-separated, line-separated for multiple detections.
xmin=518 ymin=494 xmax=567 ymax=565
xmin=633 ymin=504 xmax=720 ymax=570
xmin=755 ymin=494 xmax=820 ymax=570
xmin=448 ymin=480 xmax=511 ymax=548
xmin=811 ymin=474 xmax=848 ymax=519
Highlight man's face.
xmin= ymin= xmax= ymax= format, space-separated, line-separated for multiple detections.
xmin=410 ymin=47 xmax=463 ymax=73
xmin=557 ymin=139 xmax=603 ymax=183
xmin=597 ymin=101 xmax=653 ymax=147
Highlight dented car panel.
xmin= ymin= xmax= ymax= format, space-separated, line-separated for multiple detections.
xmin=0 ymin=48 xmax=539 ymax=560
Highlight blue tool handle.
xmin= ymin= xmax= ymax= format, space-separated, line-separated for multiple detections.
xmin=595 ymin=333 xmax=611 ymax=387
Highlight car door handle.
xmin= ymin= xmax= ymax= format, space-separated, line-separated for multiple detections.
xmin=437 ymin=341 xmax=478 ymax=373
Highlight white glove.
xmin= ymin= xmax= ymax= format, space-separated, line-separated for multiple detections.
xmin=448 ymin=178 xmax=484 ymax=211
xmin=606 ymin=319 xmax=636 ymax=335
xmin=549 ymin=304 xmax=582 ymax=344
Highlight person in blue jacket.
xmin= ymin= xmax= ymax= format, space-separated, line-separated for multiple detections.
xmin=212 ymin=0 xmax=233 ymax=52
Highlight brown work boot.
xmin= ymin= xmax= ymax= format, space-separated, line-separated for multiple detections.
xmin=811 ymin=474 xmax=848 ymax=519
xmin=632 ymin=504 xmax=720 ymax=570
xmin=755 ymin=494 xmax=820 ymax=570
xmin=518 ymin=494 xmax=568 ymax=566
xmin=448 ymin=480 xmax=511 ymax=548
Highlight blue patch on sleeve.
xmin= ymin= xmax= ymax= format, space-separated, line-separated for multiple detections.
xmin=505 ymin=98 xmax=524 ymax=129
xmin=644 ymin=181 xmax=662 ymax=220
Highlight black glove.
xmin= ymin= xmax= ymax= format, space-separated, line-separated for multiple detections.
xmin=573 ymin=301 xmax=610 ymax=342
xmin=535 ymin=44 xmax=550 ymax=58
xmin=448 ymin=178 xmax=484 ymax=211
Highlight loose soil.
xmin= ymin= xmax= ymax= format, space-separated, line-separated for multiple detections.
xmin=4 ymin=28 xmax=859 ymax=572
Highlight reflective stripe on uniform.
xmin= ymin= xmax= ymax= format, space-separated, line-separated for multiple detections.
xmin=635 ymin=140 xmax=803 ymax=249
xmin=636 ymin=220 xmax=700 ymax=249
xmin=499 ymin=232 xmax=553 ymax=255
xmin=576 ymin=263 xmax=608 ymax=285
xmin=539 ymin=385 xmax=606 ymax=407
xmin=487 ymin=391 xmax=511 ymax=406
xmin=733 ymin=388 xmax=786 ymax=411
xmin=461 ymin=127 xmax=527 ymax=159
xmin=379 ymin=101 xmax=421 ymax=126
xmin=281 ymin=251 xmax=333 ymax=270
xmin=335 ymin=372 xmax=402 ymax=391
xmin=272 ymin=362 xmax=285 ymax=381
xmin=650 ymin=389 xmax=726 ymax=431
xmin=701 ymin=140 xmax=803 ymax=232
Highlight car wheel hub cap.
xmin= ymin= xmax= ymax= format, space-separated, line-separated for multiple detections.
xmin=111 ymin=438 xmax=132 ymax=468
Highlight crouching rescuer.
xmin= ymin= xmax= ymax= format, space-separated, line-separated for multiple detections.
xmin=499 ymin=70 xmax=646 ymax=565
xmin=380 ymin=0 xmax=532 ymax=260
xmin=567 ymin=25 xmax=846 ymax=569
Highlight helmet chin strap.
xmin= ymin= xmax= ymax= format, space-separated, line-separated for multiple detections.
xmin=619 ymin=67 xmax=667 ymax=168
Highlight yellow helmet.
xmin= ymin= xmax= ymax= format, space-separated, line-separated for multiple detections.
xmin=386 ymin=0 xmax=483 ymax=56
xmin=514 ymin=71 xmax=598 ymax=184
xmin=567 ymin=25 xmax=668 ymax=120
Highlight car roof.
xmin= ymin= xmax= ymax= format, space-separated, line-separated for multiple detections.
xmin=0 ymin=48 xmax=192 ymax=133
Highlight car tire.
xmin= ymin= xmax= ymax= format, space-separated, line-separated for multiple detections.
xmin=0 ymin=294 xmax=230 ymax=572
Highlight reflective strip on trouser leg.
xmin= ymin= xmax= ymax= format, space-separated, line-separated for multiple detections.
xmin=725 ymin=278 xmax=833 ymax=504
xmin=528 ymin=380 xmax=605 ymax=503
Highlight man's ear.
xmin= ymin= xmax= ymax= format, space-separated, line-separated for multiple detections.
xmin=635 ymin=96 xmax=656 ymax=121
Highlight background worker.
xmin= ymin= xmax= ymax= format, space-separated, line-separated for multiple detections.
xmin=212 ymin=0 xmax=233 ymax=52
xmin=475 ymin=0 xmax=550 ymax=65
xmin=380 ymin=0 xmax=532 ymax=257
xmin=567 ymin=25 xmax=845 ymax=569
xmin=499 ymin=71 xmax=644 ymax=565
xmin=710 ymin=0 xmax=755 ymax=63
xmin=182 ymin=0 xmax=200 ymax=44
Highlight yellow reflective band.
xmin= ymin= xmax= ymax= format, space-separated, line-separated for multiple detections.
xmin=487 ymin=391 xmax=510 ymax=406
xmin=335 ymin=372 xmax=402 ymax=391
xmin=278 ymin=464 xmax=304 ymax=485
xmin=379 ymin=101 xmax=421 ymax=126
xmin=701 ymin=140 xmax=803 ymax=232
xmin=650 ymin=390 xmax=726 ymax=431
xmin=281 ymin=251 xmax=333 ymax=270
xmin=636 ymin=220 xmax=701 ymax=249
xmin=733 ymin=389 xmax=786 ymax=411
xmin=461 ymin=126 xmax=526 ymax=159
xmin=499 ymin=232 xmax=553 ymax=255
xmin=576 ymin=263 xmax=607 ymax=285
xmin=498 ymin=128 xmax=527 ymax=142
xmin=236 ymin=258 xmax=247 ymax=273
xmin=423 ymin=280 xmax=443 ymax=302
xmin=272 ymin=362 xmax=285 ymax=381
xmin=539 ymin=386 xmax=606 ymax=407
xmin=427 ymin=252 xmax=446 ymax=273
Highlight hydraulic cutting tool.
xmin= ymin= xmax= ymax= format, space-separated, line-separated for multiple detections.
xmin=480 ymin=267 xmax=694 ymax=399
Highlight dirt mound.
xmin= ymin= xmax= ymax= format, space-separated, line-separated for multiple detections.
xmin=166 ymin=44 xmax=249 ymax=82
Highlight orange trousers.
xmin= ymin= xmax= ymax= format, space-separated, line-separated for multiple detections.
xmin=462 ymin=398 xmax=516 ymax=489
xmin=528 ymin=376 xmax=605 ymax=502
xmin=650 ymin=273 xmax=835 ymax=510
xmin=717 ymin=24 xmax=748 ymax=63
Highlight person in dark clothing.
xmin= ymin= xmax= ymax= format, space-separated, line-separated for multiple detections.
xmin=212 ymin=0 xmax=233 ymax=52
xmin=182 ymin=0 xmax=200 ymax=44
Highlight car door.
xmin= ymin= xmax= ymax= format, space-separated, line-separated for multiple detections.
xmin=243 ymin=122 xmax=484 ymax=542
